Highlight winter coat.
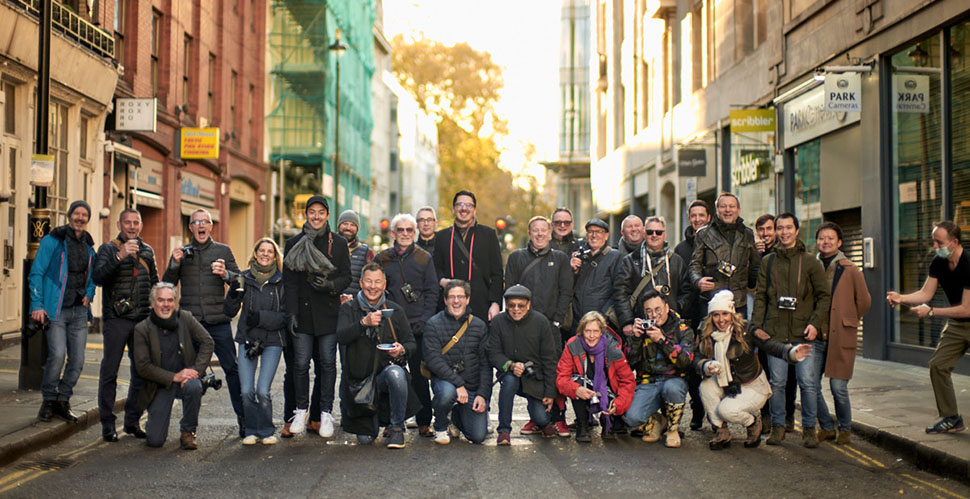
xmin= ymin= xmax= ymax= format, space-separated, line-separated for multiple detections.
xmin=282 ymin=225 xmax=352 ymax=336
xmin=572 ymin=245 xmax=623 ymax=323
xmin=821 ymin=253 xmax=871 ymax=379
xmin=343 ymin=240 xmax=375 ymax=295
xmin=336 ymin=299 xmax=420 ymax=437
xmin=433 ymin=223 xmax=504 ymax=319
xmin=417 ymin=236 xmax=435 ymax=257
xmin=550 ymin=233 xmax=583 ymax=255
xmin=674 ymin=226 xmax=705 ymax=327
xmin=615 ymin=238 xmax=641 ymax=257
xmin=624 ymin=313 xmax=695 ymax=384
xmin=693 ymin=327 xmax=796 ymax=386
xmin=162 ymin=238 xmax=239 ymax=324
xmin=423 ymin=310 xmax=492 ymax=398
xmin=556 ymin=331 xmax=635 ymax=415
xmin=92 ymin=234 xmax=159 ymax=321
xmin=487 ymin=310 xmax=559 ymax=400
xmin=689 ymin=216 xmax=761 ymax=310
xmin=374 ymin=244 xmax=439 ymax=335
xmin=751 ymin=240 xmax=831 ymax=343
xmin=132 ymin=310 xmax=214 ymax=411
xmin=504 ymin=245 xmax=573 ymax=325
xmin=614 ymin=246 xmax=688 ymax=327
xmin=28 ymin=225 xmax=96 ymax=321
xmin=223 ymin=269 xmax=287 ymax=348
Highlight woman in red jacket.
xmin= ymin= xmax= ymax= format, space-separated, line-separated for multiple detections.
xmin=557 ymin=311 xmax=636 ymax=442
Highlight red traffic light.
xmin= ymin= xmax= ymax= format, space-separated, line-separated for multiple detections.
xmin=495 ymin=218 xmax=507 ymax=231
xmin=380 ymin=218 xmax=390 ymax=230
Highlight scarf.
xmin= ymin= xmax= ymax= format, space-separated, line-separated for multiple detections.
xmin=619 ymin=238 xmax=642 ymax=255
xmin=355 ymin=290 xmax=387 ymax=340
xmin=283 ymin=222 xmax=335 ymax=275
xmin=249 ymin=258 xmax=277 ymax=287
xmin=581 ymin=336 xmax=612 ymax=433
xmin=150 ymin=310 xmax=179 ymax=331
xmin=711 ymin=330 xmax=733 ymax=387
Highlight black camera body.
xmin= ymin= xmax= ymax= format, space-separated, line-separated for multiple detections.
xmin=112 ymin=297 xmax=134 ymax=316
xmin=716 ymin=260 xmax=737 ymax=278
xmin=24 ymin=317 xmax=49 ymax=338
xmin=200 ymin=372 xmax=222 ymax=394
xmin=451 ymin=359 xmax=465 ymax=374
xmin=523 ymin=360 xmax=537 ymax=377
xmin=400 ymin=283 xmax=418 ymax=303
xmin=182 ymin=245 xmax=195 ymax=260
xmin=577 ymin=247 xmax=594 ymax=264
xmin=777 ymin=296 xmax=797 ymax=310
xmin=244 ymin=339 xmax=264 ymax=360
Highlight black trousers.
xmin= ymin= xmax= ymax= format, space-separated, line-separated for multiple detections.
xmin=406 ymin=332 xmax=432 ymax=426
xmin=98 ymin=317 xmax=144 ymax=428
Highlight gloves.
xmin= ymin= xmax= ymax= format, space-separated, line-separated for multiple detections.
xmin=288 ymin=316 xmax=298 ymax=336
xmin=246 ymin=309 xmax=260 ymax=328
xmin=308 ymin=274 xmax=335 ymax=293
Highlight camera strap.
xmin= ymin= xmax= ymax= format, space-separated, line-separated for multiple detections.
xmin=396 ymin=252 xmax=412 ymax=289
xmin=575 ymin=246 xmax=607 ymax=290
xmin=520 ymin=251 xmax=549 ymax=283
xmin=642 ymin=248 xmax=670 ymax=291
xmin=442 ymin=315 xmax=473 ymax=356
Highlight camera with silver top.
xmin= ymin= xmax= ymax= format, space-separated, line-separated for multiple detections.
xmin=716 ymin=260 xmax=737 ymax=278
xmin=400 ymin=283 xmax=418 ymax=303
xmin=777 ymin=296 xmax=797 ymax=310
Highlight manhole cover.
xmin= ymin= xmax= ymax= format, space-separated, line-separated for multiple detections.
xmin=15 ymin=457 xmax=76 ymax=471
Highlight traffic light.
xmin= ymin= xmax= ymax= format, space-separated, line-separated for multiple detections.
xmin=380 ymin=218 xmax=390 ymax=242
xmin=495 ymin=218 xmax=508 ymax=232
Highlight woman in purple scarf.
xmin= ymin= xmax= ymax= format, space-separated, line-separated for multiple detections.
xmin=556 ymin=311 xmax=636 ymax=442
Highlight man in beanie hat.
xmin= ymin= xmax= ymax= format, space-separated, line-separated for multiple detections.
xmin=570 ymin=218 xmax=622 ymax=331
xmin=488 ymin=284 xmax=559 ymax=444
xmin=29 ymin=199 xmax=96 ymax=423
xmin=281 ymin=195 xmax=351 ymax=438
xmin=337 ymin=209 xmax=374 ymax=300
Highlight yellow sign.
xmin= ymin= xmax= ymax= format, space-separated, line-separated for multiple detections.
xmin=729 ymin=109 xmax=775 ymax=133
xmin=179 ymin=127 xmax=220 ymax=159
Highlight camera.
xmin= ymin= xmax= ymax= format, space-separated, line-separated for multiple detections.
xmin=777 ymin=296 xmax=797 ymax=310
xmin=182 ymin=245 xmax=195 ymax=260
xmin=523 ymin=360 xmax=537 ymax=378
xmin=233 ymin=274 xmax=245 ymax=294
xmin=400 ymin=283 xmax=418 ymax=304
xmin=635 ymin=318 xmax=656 ymax=331
xmin=656 ymin=285 xmax=670 ymax=296
xmin=24 ymin=317 xmax=49 ymax=338
xmin=716 ymin=260 xmax=737 ymax=278
xmin=112 ymin=297 xmax=134 ymax=316
xmin=244 ymin=339 xmax=264 ymax=360
xmin=200 ymin=372 xmax=223 ymax=395
xmin=451 ymin=359 xmax=465 ymax=374
xmin=577 ymin=247 xmax=594 ymax=264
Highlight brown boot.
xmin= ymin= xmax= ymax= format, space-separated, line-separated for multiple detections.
xmin=418 ymin=425 xmax=434 ymax=437
xmin=836 ymin=430 xmax=851 ymax=445
xmin=708 ymin=423 xmax=731 ymax=450
xmin=663 ymin=402 xmax=685 ymax=448
xmin=641 ymin=413 xmax=665 ymax=443
xmin=307 ymin=421 xmax=321 ymax=433
xmin=281 ymin=422 xmax=294 ymax=438
xmin=180 ymin=432 xmax=198 ymax=450
xmin=817 ymin=428 xmax=836 ymax=442
xmin=766 ymin=425 xmax=785 ymax=446
xmin=802 ymin=426 xmax=819 ymax=448
xmin=744 ymin=413 xmax=763 ymax=448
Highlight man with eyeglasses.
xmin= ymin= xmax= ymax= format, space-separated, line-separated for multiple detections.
xmin=433 ymin=190 xmax=504 ymax=320
xmin=375 ymin=213 xmax=440 ymax=437
xmin=162 ymin=209 xmax=243 ymax=435
xmin=570 ymin=219 xmax=623 ymax=331
xmin=550 ymin=207 xmax=584 ymax=255
xmin=415 ymin=206 xmax=438 ymax=256
xmin=616 ymin=215 xmax=646 ymax=256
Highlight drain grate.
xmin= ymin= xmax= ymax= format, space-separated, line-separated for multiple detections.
xmin=15 ymin=457 xmax=76 ymax=471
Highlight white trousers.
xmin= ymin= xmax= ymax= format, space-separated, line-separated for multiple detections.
xmin=699 ymin=371 xmax=772 ymax=427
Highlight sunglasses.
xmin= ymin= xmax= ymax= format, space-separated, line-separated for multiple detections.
xmin=645 ymin=230 xmax=664 ymax=236
xmin=552 ymin=220 xmax=573 ymax=226
xmin=395 ymin=227 xmax=415 ymax=234
xmin=507 ymin=303 xmax=529 ymax=310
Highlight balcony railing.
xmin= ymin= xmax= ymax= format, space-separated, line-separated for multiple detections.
xmin=7 ymin=0 xmax=115 ymax=60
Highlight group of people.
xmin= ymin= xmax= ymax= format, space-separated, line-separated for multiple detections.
xmin=26 ymin=189 xmax=967 ymax=451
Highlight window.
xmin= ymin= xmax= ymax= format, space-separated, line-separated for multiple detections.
xmin=151 ymin=10 xmax=162 ymax=98
xmin=114 ymin=0 xmax=125 ymax=66
xmin=229 ymin=70 xmax=237 ymax=133
xmin=736 ymin=0 xmax=754 ymax=61
xmin=4 ymin=147 xmax=14 ymax=271
xmin=79 ymin=116 xmax=89 ymax=160
xmin=3 ymin=81 xmax=14 ymax=134
xmin=183 ymin=34 xmax=192 ymax=108
xmin=207 ymin=53 xmax=216 ymax=121
xmin=639 ymin=61 xmax=649 ymax=129
xmin=48 ymin=102 xmax=70 ymax=223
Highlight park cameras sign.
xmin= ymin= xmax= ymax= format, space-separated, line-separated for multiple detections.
xmin=824 ymin=73 xmax=861 ymax=112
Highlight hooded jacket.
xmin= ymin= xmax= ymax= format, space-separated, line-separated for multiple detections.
xmin=28 ymin=225 xmax=96 ymax=321
xmin=92 ymin=234 xmax=159 ymax=321
xmin=751 ymin=239 xmax=831 ymax=343
xmin=688 ymin=216 xmax=761 ymax=310
xmin=162 ymin=237 xmax=239 ymax=324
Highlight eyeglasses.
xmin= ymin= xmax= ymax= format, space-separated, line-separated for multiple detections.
xmin=191 ymin=220 xmax=212 ymax=227
xmin=507 ymin=303 xmax=529 ymax=310
xmin=417 ymin=218 xmax=435 ymax=224
xmin=446 ymin=294 xmax=467 ymax=301
xmin=645 ymin=230 xmax=665 ymax=236
xmin=395 ymin=227 xmax=415 ymax=234
xmin=552 ymin=220 xmax=573 ymax=226
xmin=454 ymin=202 xmax=475 ymax=209
xmin=587 ymin=229 xmax=607 ymax=236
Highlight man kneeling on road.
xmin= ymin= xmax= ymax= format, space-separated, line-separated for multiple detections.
xmin=424 ymin=280 xmax=491 ymax=444
xmin=133 ymin=282 xmax=214 ymax=450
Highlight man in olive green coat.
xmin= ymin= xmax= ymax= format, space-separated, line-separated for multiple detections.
xmin=750 ymin=213 xmax=830 ymax=448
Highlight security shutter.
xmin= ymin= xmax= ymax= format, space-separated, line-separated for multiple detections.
xmin=826 ymin=209 xmax=864 ymax=354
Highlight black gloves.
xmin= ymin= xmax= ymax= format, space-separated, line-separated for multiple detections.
xmin=288 ymin=316 xmax=298 ymax=336
xmin=308 ymin=274 xmax=335 ymax=293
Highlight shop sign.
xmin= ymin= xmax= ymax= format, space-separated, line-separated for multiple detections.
xmin=29 ymin=154 xmax=55 ymax=187
xmin=782 ymin=86 xmax=860 ymax=149
xmin=732 ymin=150 xmax=771 ymax=186
xmin=115 ymin=98 xmax=157 ymax=132
xmin=685 ymin=177 xmax=697 ymax=204
xmin=179 ymin=127 xmax=220 ymax=159
xmin=128 ymin=157 xmax=164 ymax=194
xmin=893 ymin=74 xmax=930 ymax=114
xmin=181 ymin=172 xmax=217 ymax=207
xmin=824 ymin=73 xmax=861 ymax=112
xmin=729 ymin=109 xmax=775 ymax=133
xmin=678 ymin=148 xmax=707 ymax=177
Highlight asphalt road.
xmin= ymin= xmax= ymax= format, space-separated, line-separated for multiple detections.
xmin=1 ymin=358 xmax=968 ymax=498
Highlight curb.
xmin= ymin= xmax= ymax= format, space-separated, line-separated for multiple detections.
xmin=0 ymin=397 xmax=127 ymax=467
xmin=851 ymin=420 xmax=970 ymax=485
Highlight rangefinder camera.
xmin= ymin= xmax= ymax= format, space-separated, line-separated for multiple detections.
xmin=181 ymin=245 xmax=195 ymax=260
xmin=635 ymin=318 xmax=656 ymax=330
xmin=716 ymin=260 xmax=737 ymax=278
xmin=577 ymin=247 xmax=594 ymax=263
xmin=112 ymin=297 xmax=134 ymax=316
xmin=400 ymin=283 xmax=418 ymax=303
xmin=777 ymin=296 xmax=798 ymax=310
xmin=656 ymin=284 xmax=670 ymax=296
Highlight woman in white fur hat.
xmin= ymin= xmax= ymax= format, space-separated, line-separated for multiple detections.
xmin=694 ymin=290 xmax=811 ymax=450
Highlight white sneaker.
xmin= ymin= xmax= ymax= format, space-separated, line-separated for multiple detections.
xmin=448 ymin=424 xmax=461 ymax=439
xmin=319 ymin=411 xmax=335 ymax=438
xmin=289 ymin=409 xmax=308 ymax=434
xmin=435 ymin=430 xmax=451 ymax=445
xmin=242 ymin=435 xmax=259 ymax=445
xmin=261 ymin=436 xmax=278 ymax=445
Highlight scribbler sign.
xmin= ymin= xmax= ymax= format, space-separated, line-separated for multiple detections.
xmin=179 ymin=127 xmax=220 ymax=159
xmin=730 ymin=109 xmax=775 ymax=133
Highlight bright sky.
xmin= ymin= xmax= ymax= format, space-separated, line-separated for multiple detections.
xmin=382 ymin=0 xmax=561 ymax=187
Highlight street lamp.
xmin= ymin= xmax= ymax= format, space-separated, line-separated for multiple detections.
xmin=328 ymin=28 xmax=346 ymax=214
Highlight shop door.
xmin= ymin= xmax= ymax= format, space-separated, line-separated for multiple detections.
xmin=826 ymin=208 xmax=864 ymax=353
xmin=0 ymin=141 xmax=21 ymax=334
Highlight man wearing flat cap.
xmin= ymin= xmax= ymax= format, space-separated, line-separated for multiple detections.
xmin=570 ymin=218 xmax=623 ymax=331
xmin=488 ymin=285 xmax=560 ymax=444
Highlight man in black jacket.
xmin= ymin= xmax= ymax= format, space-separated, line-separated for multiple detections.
xmin=571 ymin=219 xmax=623 ymax=330
xmin=488 ymin=285 xmax=559 ymax=444
xmin=616 ymin=215 xmax=645 ymax=256
xmin=92 ymin=208 xmax=158 ymax=442
xmin=416 ymin=206 xmax=438 ymax=256
xmin=162 ymin=208 xmax=242 ymax=432
xmin=282 ymin=195 xmax=352 ymax=438
xmin=433 ymin=190 xmax=504 ymax=320
xmin=424 ymin=280 xmax=491 ymax=444
xmin=550 ymin=207 xmax=583 ymax=255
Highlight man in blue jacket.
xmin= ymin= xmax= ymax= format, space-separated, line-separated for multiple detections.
xmin=29 ymin=200 xmax=96 ymax=423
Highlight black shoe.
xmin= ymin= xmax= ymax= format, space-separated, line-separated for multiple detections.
xmin=387 ymin=428 xmax=405 ymax=449
xmin=575 ymin=427 xmax=591 ymax=443
xmin=102 ymin=427 xmax=119 ymax=442
xmin=54 ymin=401 xmax=79 ymax=423
xmin=690 ymin=413 xmax=705 ymax=431
xmin=237 ymin=416 xmax=246 ymax=438
xmin=38 ymin=401 xmax=53 ymax=422
xmin=124 ymin=425 xmax=147 ymax=439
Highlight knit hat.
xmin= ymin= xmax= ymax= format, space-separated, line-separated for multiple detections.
xmin=707 ymin=289 xmax=735 ymax=315
xmin=338 ymin=210 xmax=360 ymax=228
xmin=304 ymin=195 xmax=329 ymax=214
xmin=503 ymin=284 xmax=532 ymax=301
xmin=67 ymin=200 xmax=91 ymax=218
xmin=585 ymin=218 xmax=609 ymax=231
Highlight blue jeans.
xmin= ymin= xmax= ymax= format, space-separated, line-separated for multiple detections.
xmin=497 ymin=373 xmax=551 ymax=434
xmin=814 ymin=341 xmax=852 ymax=431
xmin=201 ymin=322 xmax=243 ymax=418
xmin=292 ymin=333 xmax=337 ymax=412
xmin=237 ymin=344 xmax=283 ymax=438
xmin=42 ymin=305 xmax=88 ymax=401
xmin=377 ymin=364 xmax=409 ymax=429
xmin=430 ymin=378 xmax=489 ymax=444
xmin=146 ymin=378 xmax=203 ymax=448
xmin=766 ymin=344 xmax=818 ymax=428
xmin=622 ymin=377 xmax=688 ymax=427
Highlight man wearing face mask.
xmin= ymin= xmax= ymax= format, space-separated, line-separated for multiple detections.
xmin=616 ymin=215 xmax=645 ymax=256
xmin=337 ymin=209 xmax=375 ymax=300
xmin=571 ymin=219 xmax=623 ymax=331
xmin=888 ymin=221 xmax=970 ymax=434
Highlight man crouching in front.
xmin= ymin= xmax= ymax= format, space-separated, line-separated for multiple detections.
xmin=133 ymin=282 xmax=214 ymax=450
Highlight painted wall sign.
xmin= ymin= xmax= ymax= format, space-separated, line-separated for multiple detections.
xmin=181 ymin=172 xmax=217 ymax=207
xmin=732 ymin=149 xmax=771 ymax=186
xmin=730 ymin=109 xmax=776 ymax=133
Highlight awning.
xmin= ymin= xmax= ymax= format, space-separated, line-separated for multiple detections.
xmin=114 ymin=151 xmax=141 ymax=169
xmin=180 ymin=202 xmax=220 ymax=222
xmin=133 ymin=190 xmax=164 ymax=209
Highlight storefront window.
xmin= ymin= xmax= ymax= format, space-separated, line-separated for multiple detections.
xmin=891 ymin=34 xmax=946 ymax=347
xmin=951 ymin=22 xmax=970 ymax=241
xmin=730 ymin=132 xmax=773 ymax=226
xmin=794 ymin=139 xmax=821 ymax=254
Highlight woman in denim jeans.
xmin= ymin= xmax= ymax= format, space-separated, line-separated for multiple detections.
xmin=224 ymin=238 xmax=288 ymax=445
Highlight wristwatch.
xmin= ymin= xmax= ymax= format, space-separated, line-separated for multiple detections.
xmin=552 ymin=321 xmax=561 ymax=328
xmin=928 ymin=307 xmax=934 ymax=317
